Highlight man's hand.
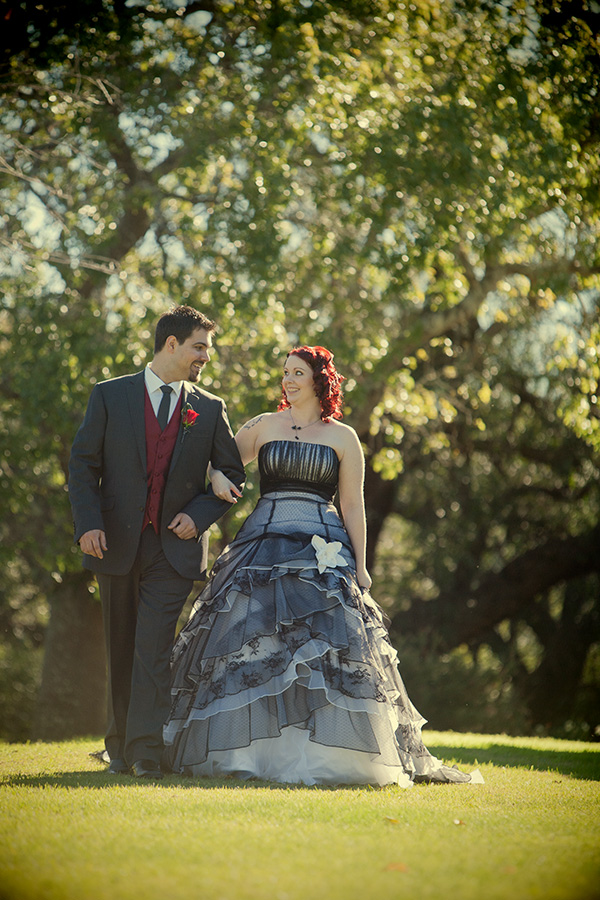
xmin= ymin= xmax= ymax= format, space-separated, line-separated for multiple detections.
xmin=168 ymin=512 xmax=198 ymax=540
xmin=80 ymin=529 xmax=108 ymax=559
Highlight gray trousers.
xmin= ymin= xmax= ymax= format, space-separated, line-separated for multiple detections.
xmin=98 ymin=526 xmax=194 ymax=766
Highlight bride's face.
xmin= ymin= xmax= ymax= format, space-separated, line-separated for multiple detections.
xmin=282 ymin=355 xmax=316 ymax=404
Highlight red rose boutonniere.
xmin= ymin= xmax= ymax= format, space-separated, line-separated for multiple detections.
xmin=181 ymin=404 xmax=199 ymax=442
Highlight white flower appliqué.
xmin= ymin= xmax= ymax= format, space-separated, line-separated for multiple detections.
xmin=311 ymin=534 xmax=348 ymax=574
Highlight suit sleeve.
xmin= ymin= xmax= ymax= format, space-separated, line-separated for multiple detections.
xmin=68 ymin=384 xmax=107 ymax=543
xmin=210 ymin=400 xmax=245 ymax=488
xmin=182 ymin=400 xmax=245 ymax=536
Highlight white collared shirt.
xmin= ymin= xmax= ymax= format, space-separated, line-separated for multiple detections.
xmin=144 ymin=365 xmax=183 ymax=425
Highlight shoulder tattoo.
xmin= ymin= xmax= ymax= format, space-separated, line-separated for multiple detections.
xmin=242 ymin=415 xmax=266 ymax=431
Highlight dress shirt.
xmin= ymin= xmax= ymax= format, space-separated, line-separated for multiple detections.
xmin=144 ymin=365 xmax=183 ymax=425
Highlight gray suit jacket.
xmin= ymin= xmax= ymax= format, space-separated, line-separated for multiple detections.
xmin=68 ymin=371 xmax=245 ymax=580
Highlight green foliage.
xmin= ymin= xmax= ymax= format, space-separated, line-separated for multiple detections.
xmin=0 ymin=0 xmax=140 ymax=74
xmin=390 ymin=637 xmax=531 ymax=737
xmin=0 ymin=0 xmax=599 ymax=737
xmin=0 ymin=645 xmax=43 ymax=741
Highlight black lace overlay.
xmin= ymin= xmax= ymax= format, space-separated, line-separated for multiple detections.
xmin=164 ymin=441 xmax=479 ymax=786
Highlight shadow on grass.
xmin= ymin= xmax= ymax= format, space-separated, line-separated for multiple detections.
xmin=428 ymin=742 xmax=600 ymax=782
xmin=1 ymin=768 xmax=364 ymax=791
xmin=4 ymin=741 xmax=599 ymax=789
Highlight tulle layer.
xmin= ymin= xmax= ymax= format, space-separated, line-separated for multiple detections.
xmin=164 ymin=492 xmax=482 ymax=786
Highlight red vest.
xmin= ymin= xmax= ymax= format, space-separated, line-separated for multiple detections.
xmin=143 ymin=388 xmax=183 ymax=533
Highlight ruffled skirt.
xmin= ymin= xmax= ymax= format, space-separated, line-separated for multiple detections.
xmin=164 ymin=492 xmax=481 ymax=787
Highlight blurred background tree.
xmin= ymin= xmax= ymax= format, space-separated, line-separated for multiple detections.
xmin=0 ymin=0 xmax=598 ymax=741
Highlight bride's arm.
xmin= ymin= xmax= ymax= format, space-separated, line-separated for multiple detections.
xmin=234 ymin=413 xmax=268 ymax=465
xmin=337 ymin=428 xmax=372 ymax=590
xmin=207 ymin=462 xmax=243 ymax=503
xmin=208 ymin=413 xmax=269 ymax=501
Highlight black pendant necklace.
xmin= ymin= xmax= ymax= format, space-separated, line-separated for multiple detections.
xmin=289 ymin=410 xmax=321 ymax=440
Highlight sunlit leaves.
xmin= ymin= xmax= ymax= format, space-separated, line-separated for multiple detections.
xmin=0 ymin=2 xmax=599 ymax=713
xmin=551 ymin=322 xmax=600 ymax=451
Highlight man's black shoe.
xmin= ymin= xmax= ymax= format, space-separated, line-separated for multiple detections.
xmin=131 ymin=759 xmax=163 ymax=779
xmin=107 ymin=758 xmax=130 ymax=775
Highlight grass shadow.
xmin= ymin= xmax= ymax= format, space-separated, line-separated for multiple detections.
xmin=428 ymin=742 xmax=600 ymax=781
xmin=5 ymin=740 xmax=599 ymax=789
xmin=1 ymin=768 xmax=364 ymax=791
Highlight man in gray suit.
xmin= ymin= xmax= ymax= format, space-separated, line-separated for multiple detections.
xmin=69 ymin=305 xmax=244 ymax=778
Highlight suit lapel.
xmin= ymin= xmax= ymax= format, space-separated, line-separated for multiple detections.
xmin=126 ymin=372 xmax=147 ymax=471
xmin=168 ymin=383 xmax=192 ymax=475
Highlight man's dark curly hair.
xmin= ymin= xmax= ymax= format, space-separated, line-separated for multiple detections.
xmin=278 ymin=345 xmax=345 ymax=420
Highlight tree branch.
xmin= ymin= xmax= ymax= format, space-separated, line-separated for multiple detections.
xmin=352 ymin=273 xmax=492 ymax=435
xmin=391 ymin=523 xmax=600 ymax=650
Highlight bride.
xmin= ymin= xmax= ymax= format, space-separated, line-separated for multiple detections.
xmin=163 ymin=345 xmax=482 ymax=787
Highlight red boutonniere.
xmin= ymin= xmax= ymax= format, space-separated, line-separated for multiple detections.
xmin=181 ymin=404 xmax=199 ymax=441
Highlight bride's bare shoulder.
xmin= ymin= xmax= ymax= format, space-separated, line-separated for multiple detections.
xmin=239 ymin=411 xmax=274 ymax=429
xmin=328 ymin=419 xmax=358 ymax=439
xmin=324 ymin=419 xmax=362 ymax=454
xmin=236 ymin=410 xmax=285 ymax=438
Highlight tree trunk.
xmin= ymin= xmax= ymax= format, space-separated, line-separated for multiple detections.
xmin=32 ymin=572 xmax=106 ymax=740
xmin=519 ymin=576 xmax=600 ymax=729
xmin=364 ymin=459 xmax=399 ymax=572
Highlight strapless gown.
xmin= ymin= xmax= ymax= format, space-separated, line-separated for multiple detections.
xmin=164 ymin=440 xmax=482 ymax=787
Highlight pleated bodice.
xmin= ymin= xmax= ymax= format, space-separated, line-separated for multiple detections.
xmin=258 ymin=440 xmax=339 ymax=501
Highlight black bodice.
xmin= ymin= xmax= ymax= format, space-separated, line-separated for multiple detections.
xmin=258 ymin=440 xmax=339 ymax=501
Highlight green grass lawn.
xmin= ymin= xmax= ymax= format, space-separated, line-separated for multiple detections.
xmin=1 ymin=732 xmax=599 ymax=900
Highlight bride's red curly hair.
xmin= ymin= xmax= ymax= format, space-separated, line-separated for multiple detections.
xmin=278 ymin=345 xmax=345 ymax=420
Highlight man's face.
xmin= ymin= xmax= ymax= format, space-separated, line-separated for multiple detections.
xmin=172 ymin=327 xmax=213 ymax=382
